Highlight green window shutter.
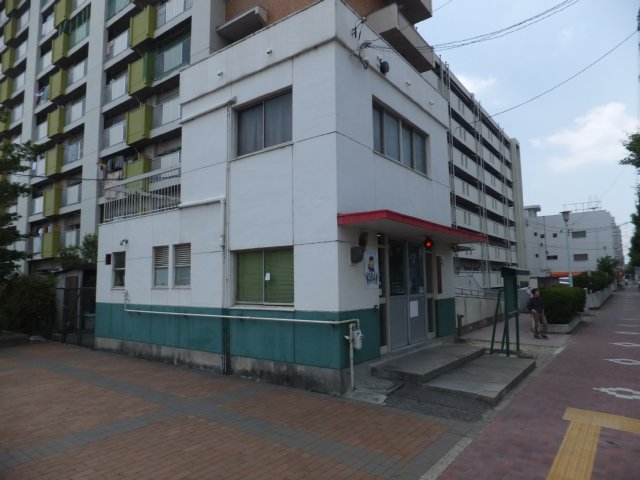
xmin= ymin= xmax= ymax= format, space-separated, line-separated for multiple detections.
xmin=49 ymin=69 xmax=68 ymax=101
xmin=5 ymin=0 xmax=19 ymax=15
xmin=0 ymin=78 xmax=13 ymax=103
xmin=125 ymin=104 xmax=152 ymax=144
xmin=3 ymin=17 xmax=17 ymax=44
xmin=52 ymin=33 xmax=70 ymax=65
xmin=2 ymin=48 xmax=15 ymax=74
xmin=54 ymin=0 xmax=72 ymax=27
xmin=265 ymin=248 xmax=293 ymax=304
xmin=129 ymin=6 xmax=156 ymax=49
xmin=237 ymin=251 xmax=263 ymax=303
xmin=127 ymin=53 xmax=155 ymax=95
xmin=45 ymin=145 xmax=64 ymax=175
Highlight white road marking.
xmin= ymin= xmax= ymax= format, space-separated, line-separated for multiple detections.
xmin=605 ymin=359 xmax=640 ymax=366
xmin=593 ymin=387 xmax=640 ymax=400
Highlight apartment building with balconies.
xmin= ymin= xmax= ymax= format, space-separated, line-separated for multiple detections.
xmin=0 ymin=0 xmax=215 ymax=280
xmin=2 ymin=0 xmax=524 ymax=391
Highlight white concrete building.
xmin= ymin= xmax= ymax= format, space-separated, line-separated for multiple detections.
xmin=95 ymin=0 xmax=491 ymax=393
xmin=2 ymin=0 xmax=524 ymax=391
xmin=524 ymin=204 xmax=623 ymax=279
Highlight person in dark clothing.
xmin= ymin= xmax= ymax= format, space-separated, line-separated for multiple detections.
xmin=526 ymin=288 xmax=548 ymax=339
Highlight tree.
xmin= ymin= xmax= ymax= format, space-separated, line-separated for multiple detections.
xmin=620 ymin=132 xmax=640 ymax=268
xmin=596 ymin=255 xmax=618 ymax=276
xmin=619 ymin=132 xmax=640 ymax=169
xmin=0 ymin=139 xmax=38 ymax=284
xmin=57 ymin=233 xmax=98 ymax=269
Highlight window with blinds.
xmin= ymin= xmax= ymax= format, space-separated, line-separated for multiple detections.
xmin=153 ymin=246 xmax=169 ymax=286
xmin=236 ymin=248 xmax=293 ymax=305
xmin=174 ymin=243 xmax=191 ymax=286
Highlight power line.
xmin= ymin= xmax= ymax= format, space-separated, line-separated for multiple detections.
xmin=434 ymin=0 xmax=455 ymax=13
xmin=491 ymin=30 xmax=636 ymax=118
xmin=432 ymin=0 xmax=579 ymax=51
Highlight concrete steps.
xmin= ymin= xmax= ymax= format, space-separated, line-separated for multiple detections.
xmin=369 ymin=342 xmax=536 ymax=405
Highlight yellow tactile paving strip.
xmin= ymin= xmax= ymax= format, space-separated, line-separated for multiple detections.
xmin=547 ymin=408 xmax=640 ymax=480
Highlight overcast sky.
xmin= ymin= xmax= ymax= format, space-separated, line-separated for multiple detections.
xmin=417 ymin=0 xmax=638 ymax=260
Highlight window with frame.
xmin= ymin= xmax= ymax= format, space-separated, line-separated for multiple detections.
xmin=153 ymin=246 xmax=169 ymax=286
xmin=572 ymin=230 xmax=586 ymax=239
xmin=372 ymin=104 xmax=428 ymax=174
xmin=546 ymin=255 xmax=558 ymax=260
xmin=113 ymin=251 xmax=125 ymax=287
xmin=573 ymin=253 xmax=588 ymax=262
xmin=237 ymin=91 xmax=292 ymax=156
xmin=237 ymin=247 xmax=293 ymax=305
xmin=174 ymin=243 xmax=191 ymax=286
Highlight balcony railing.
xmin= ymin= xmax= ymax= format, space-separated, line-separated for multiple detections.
xmin=62 ymin=183 xmax=81 ymax=206
xmin=35 ymin=122 xmax=48 ymax=141
xmin=157 ymin=0 xmax=192 ymax=28
xmin=34 ymin=158 xmax=46 ymax=176
xmin=18 ymin=11 xmax=29 ymax=30
xmin=64 ymin=142 xmax=83 ymax=164
xmin=68 ymin=59 xmax=87 ymax=84
xmin=10 ymin=104 xmax=22 ymax=123
xmin=102 ymin=167 xmax=181 ymax=222
xmin=152 ymin=150 xmax=180 ymax=171
xmin=103 ymin=121 xmax=126 ymax=148
xmin=61 ymin=229 xmax=80 ymax=248
xmin=155 ymin=36 xmax=190 ymax=80
xmin=41 ymin=14 xmax=55 ymax=37
xmin=107 ymin=0 xmax=131 ymax=19
xmin=65 ymin=98 xmax=85 ymax=124
xmin=13 ymin=71 xmax=25 ymax=91
xmin=106 ymin=29 xmax=129 ymax=60
xmin=15 ymin=41 xmax=27 ymax=62
xmin=153 ymin=96 xmax=180 ymax=127
xmin=32 ymin=196 xmax=44 ymax=215
xmin=40 ymin=49 xmax=52 ymax=71
xmin=32 ymin=235 xmax=42 ymax=255
xmin=104 ymin=74 xmax=127 ymax=103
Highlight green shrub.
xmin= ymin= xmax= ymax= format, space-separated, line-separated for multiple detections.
xmin=539 ymin=286 xmax=585 ymax=324
xmin=571 ymin=271 xmax=614 ymax=293
xmin=0 ymin=275 xmax=56 ymax=336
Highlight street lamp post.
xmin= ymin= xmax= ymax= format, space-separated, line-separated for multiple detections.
xmin=561 ymin=210 xmax=573 ymax=287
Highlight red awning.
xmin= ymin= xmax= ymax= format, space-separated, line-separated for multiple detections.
xmin=338 ymin=209 xmax=486 ymax=244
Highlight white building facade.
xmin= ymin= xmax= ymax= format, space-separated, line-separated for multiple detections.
xmin=524 ymin=205 xmax=623 ymax=279
xmin=95 ymin=0 xmax=488 ymax=393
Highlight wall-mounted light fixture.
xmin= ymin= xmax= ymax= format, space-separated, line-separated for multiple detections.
xmin=120 ymin=239 xmax=128 ymax=246
xmin=377 ymin=57 xmax=390 ymax=75
xmin=350 ymin=232 xmax=368 ymax=263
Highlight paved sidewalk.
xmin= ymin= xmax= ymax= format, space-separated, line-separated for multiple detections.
xmin=438 ymin=288 xmax=640 ymax=480
xmin=1 ymin=341 xmax=477 ymax=479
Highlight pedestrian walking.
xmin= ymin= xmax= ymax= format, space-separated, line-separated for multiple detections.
xmin=526 ymin=288 xmax=548 ymax=339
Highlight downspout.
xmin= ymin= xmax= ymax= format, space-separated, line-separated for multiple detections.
xmin=222 ymin=97 xmax=236 ymax=374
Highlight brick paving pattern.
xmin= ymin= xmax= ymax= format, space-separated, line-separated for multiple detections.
xmin=0 ymin=341 xmax=471 ymax=479
xmin=2 ymin=289 xmax=638 ymax=479
xmin=440 ymin=288 xmax=640 ymax=480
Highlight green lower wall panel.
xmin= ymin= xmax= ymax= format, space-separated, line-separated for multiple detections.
xmin=96 ymin=303 xmax=379 ymax=370
xmin=435 ymin=297 xmax=456 ymax=337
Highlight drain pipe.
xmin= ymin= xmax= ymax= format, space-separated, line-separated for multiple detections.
xmin=122 ymin=290 xmax=361 ymax=387
xmin=344 ymin=323 xmax=364 ymax=391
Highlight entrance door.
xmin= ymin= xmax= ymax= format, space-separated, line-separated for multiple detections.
xmin=388 ymin=240 xmax=428 ymax=350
